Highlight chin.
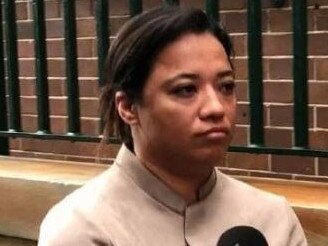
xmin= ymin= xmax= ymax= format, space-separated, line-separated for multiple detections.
xmin=191 ymin=147 xmax=227 ymax=165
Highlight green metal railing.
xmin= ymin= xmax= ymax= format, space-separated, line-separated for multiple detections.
xmin=0 ymin=0 xmax=327 ymax=158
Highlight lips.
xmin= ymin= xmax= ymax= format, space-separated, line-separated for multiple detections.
xmin=201 ymin=127 xmax=230 ymax=136
xmin=195 ymin=127 xmax=231 ymax=141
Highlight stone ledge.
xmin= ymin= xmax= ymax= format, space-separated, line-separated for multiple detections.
xmin=0 ymin=156 xmax=327 ymax=245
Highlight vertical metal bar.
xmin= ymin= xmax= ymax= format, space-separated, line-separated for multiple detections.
xmin=62 ymin=0 xmax=80 ymax=134
xmin=205 ymin=0 xmax=219 ymax=22
xmin=0 ymin=1 xmax=9 ymax=155
xmin=96 ymin=0 xmax=110 ymax=86
xmin=165 ymin=0 xmax=179 ymax=6
xmin=247 ymin=0 xmax=264 ymax=146
xmin=32 ymin=0 xmax=50 ymax=134
xmin=4 ymin=0 xmax=21 ymax=132
xmin=129 ymin=0 xmax=142 ymax=16
xmin=292 ymin=0 xmax=308 ymax=148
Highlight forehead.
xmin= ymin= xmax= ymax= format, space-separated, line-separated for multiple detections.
xmin=152 ymin=32 xmax=231 ymax=72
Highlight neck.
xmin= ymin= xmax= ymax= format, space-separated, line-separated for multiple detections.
xmin=136 ymin=152 xmax=214 ymax=203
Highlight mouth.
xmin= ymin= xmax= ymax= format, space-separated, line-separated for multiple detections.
xmin=196 ymin=127 xmax=231 ymax=140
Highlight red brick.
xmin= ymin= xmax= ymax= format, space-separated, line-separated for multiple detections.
xmin=222 ymin=12 xmax=247 ymax=33
xmin=20 ymin=79 xmax=36 ymax=96
xmin=78 ymin=59 xmax=98 ymax=77
xmin=270 ymin=105 xmax=314 ymax=128
xmin=48 ymin=79 xmax=65 ymax=97
xmin=309 ymin=82 xmax=328 ymax=104
xmin=309 ymin=130 xmax=328 ymax=150
xmin=269 ymin=105 xmax=293 ymax=127
xmin=142 ymin=0 xmax=164 ymax=11
xmin=21 ymin=138 xmax=54 ymax=153
xmin=318 ymin=158 xmax=328 ymax=176
xmin=16 ymin=2 xmax=28 ymax=20
xmin=308 ymin=33 xmax=328 ymax=56
xmin=231 ymin=34 xmax=246 ymax=57
xmin=81 ymin=118 xmax=100 ymax=135
xmin=226 ymin=152 xmax=269 ymax=171
xmin=10 ymin=150 xmax=36 ymax=158
xmin=19 ymin=59 xmax=35 ymax=77
xmin=235 ymin=81 xmax=248 ymax=102
xmin=268 ymin=58 xmax=292 ymax=80
xmin=268 ymin=9 xmax=291 ymax=32
xmin=96 ymin=142 xmax=121 ymax=159
xmin=9 ymin=139 xmax=21 ymax=150
xmin=231 ymin=125 xmax=248 ymax=145
xmin=268 ymin=9 xmax=314 ymax=32
xmin=45 ymin=0 xmax=61 ymax=18
xmin=77 ymin=38 xmax=94 ymax=58
xmin=232 ymin=58 xmax=248 ymax=80
xmin=46 ymin=40 xmax=65 ymax=58
xmin=18 ymin=40 xmax=34 ymax=58
xmin=79 ymin=80 xmax=100 ymax=97
xmin=80 ymin=98 xmax=99 ymax=117
xmin=236 ymin=103 xmax=249 ymax=125
xmin=272 ymin=155 xmax=315 ymax=175
xmin=75 ymin=0 xmax=93 ymax=17
xmin=316 ymin=59 xmax=328 ymax=81
xmin=308 ymin=0 xmax=328 ymax=7
xmin=220 ymin=0 xmax=246 ymax=10
xmin=179 ymin=0 xmax=202 ymax=9
xmin=52 ymin=140 xmax=98 ymax=156
xmin=49 ymin=98 xmax=67 ymax=116
xmin=76 ymin=19 xmax=96 ymax=38
xmin=47 ymin=59 xmax=65 ymax=77
xmin=20 ymin=97 xmax=37 ymax=114
xmin=50 ymin=116 xmax=67 ymax=134
xmin=263 ymin=34 xmax=292 ymax=56
xmin=21 ymin=115 xmax=37 ymax=132
xmin=317 ymin=107 xmax=328 ymax=128
xmin=46 ymin=19 xmax=64 ymax=38
xmin=265 ymin=127 xmax=293 ymax=148
xmin=108 ymin=0 xmax=129 ymax=16
xmin=315 ymin=8 xmax=328 ymax=30
xmin=264 ymin=81 xmax=293 ymax=103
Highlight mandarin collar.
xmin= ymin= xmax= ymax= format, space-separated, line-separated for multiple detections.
xmin=114 ymin=145 xmax=217 ymax=214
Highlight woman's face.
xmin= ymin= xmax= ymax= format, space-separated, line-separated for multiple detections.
xmin=133 ymin=32 xmax=236 ymax=166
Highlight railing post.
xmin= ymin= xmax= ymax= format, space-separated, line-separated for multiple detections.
xmin=165 ymin=0 xmax=179 ymax=6
xmin=4 ymin=0 xmax=21 ymax=132
xmin=0 ymin=0 xmax=9 ymax=155
xmin=247 ymin=0 xmax=264 ymax=146
xmin=96 ymin=0 xmax=110 ymax=86
xmin=205 ymin=0 xmax=219 ymax=22
xmin=292 ymin=0 xmax=308 ymax=148
xmin=129 ymin=0 xmax=143 ymax=16
xmin=62 ymin=0 xmax=81 ymax=135
xmin=32 ymin=0 xmax=51 ymax=134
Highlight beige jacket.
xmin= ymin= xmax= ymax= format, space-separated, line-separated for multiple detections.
xmin=38 ymin=145 xmax=307 ymax=246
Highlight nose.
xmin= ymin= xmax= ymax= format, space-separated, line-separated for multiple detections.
xmin=198 ymin=86 xmax=224 ymax=121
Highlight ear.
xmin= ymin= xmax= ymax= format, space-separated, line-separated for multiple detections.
xmin=115 ymin=91 xmax=139 ymax=125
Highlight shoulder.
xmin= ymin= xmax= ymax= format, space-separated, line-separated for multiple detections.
xmin=38 ymin=167 xmax=119 ymax=246
xmin=215 ymin=170 xmax=307 ymax=245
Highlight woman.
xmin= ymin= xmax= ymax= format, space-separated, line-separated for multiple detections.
xmin=38 ymin=7 xmax=307 ymax=246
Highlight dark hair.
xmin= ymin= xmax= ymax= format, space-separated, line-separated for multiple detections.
xmin=100 ymin=7 xmax=233 ymax=150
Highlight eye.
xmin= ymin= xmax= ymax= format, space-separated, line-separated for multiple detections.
xmin=171 ymin=84 xmax=197 ymax=98
xmin=219 ymin=81 xmax=236 ymax=95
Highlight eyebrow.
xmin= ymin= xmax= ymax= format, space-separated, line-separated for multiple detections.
xmin=163 ymin=69 xmax=235 ymax=85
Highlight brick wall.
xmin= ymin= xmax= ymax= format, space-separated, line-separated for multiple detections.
xmin=7 ymin=0 xmax=328 ymax=182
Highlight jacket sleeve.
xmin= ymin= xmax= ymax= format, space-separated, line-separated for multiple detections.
xmin=38 ymin=204 xmax=113 ymax=246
